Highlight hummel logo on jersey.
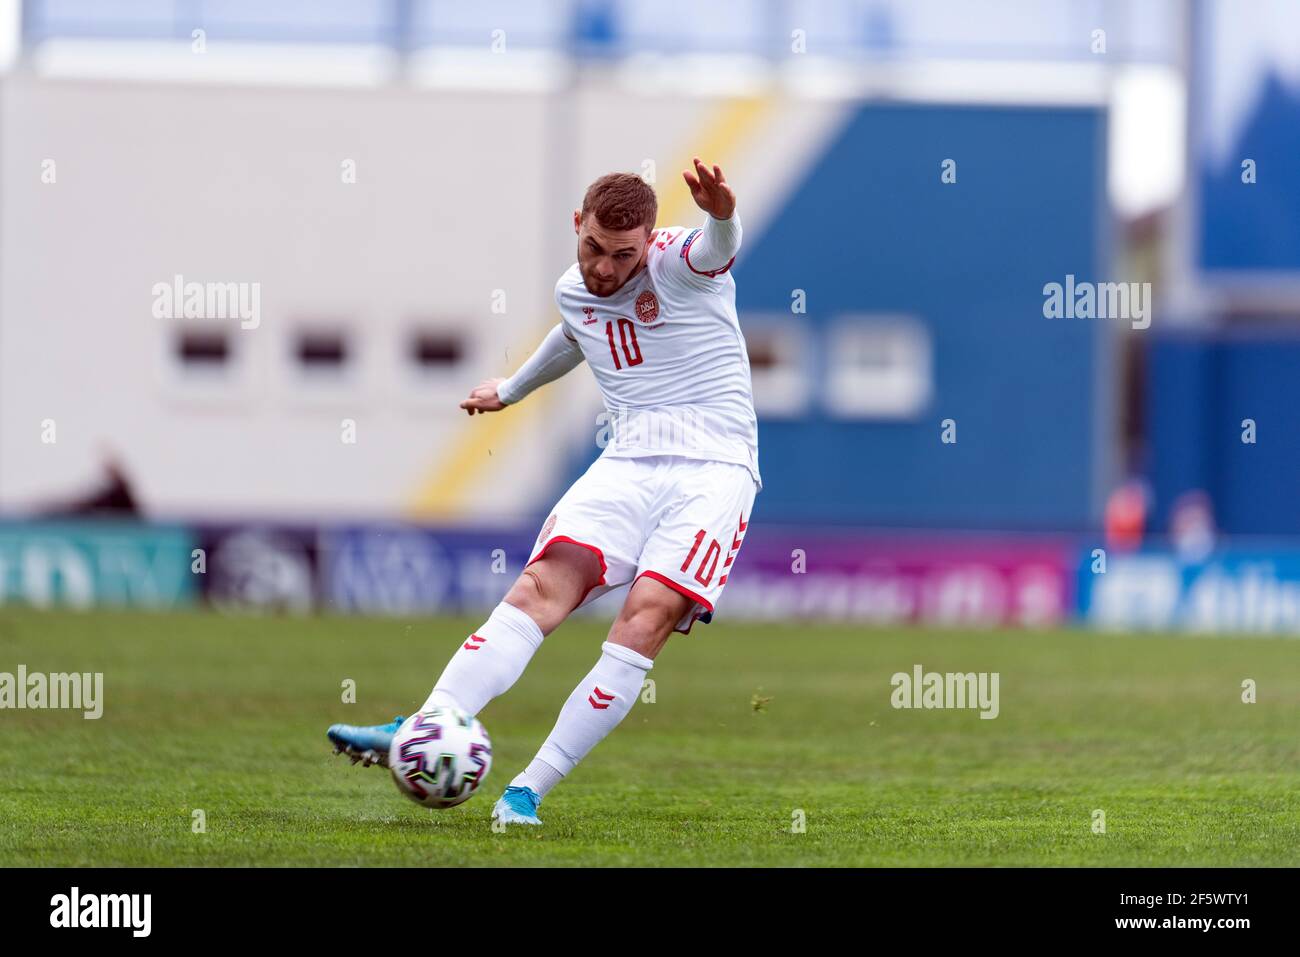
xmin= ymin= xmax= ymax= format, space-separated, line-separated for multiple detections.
xmin=654 ymin=229 xmax=682 ymax=251
xmin=582 ymin=307 xmax=597 ymax=324
xmin=588 ymin=686 xmax=615 ymax=709
xmin=463 ymin=634 xmax=486 ymax=651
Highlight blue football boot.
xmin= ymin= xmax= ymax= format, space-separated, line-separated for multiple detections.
xmin=327 ymin=715 xmax=405 ymax=768
xmin=491 ymin=785 xmax=543 ymax=825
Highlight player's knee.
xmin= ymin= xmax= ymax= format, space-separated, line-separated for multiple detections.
xmin=613 ymin=600 xmax=677 ymax=649
xmin=504 ymin=569 xmax=551 ymax=621
xmin=504 ymin=552 xmax=599 ymax=633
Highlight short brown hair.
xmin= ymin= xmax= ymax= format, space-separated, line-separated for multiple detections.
xmin=581 ymin=172 xmax=657 ymax=233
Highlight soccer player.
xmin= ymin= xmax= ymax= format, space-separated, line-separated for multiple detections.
xmin=328 ymin=159 xmax=760 ymax=825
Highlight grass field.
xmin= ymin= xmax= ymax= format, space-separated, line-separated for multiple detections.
xmin=1 ymin=607 xmax=1298 ymax=866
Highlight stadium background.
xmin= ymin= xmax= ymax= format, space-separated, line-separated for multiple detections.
xmin=4 ymin=0 xmax=1300 ymax=872
xmin=1 ymin=0 xmax=1299 ymax=639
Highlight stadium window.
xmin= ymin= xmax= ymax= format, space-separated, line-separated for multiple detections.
xmin=740 ymin=319 xmax=811 ymax=417
xmin=175 ymin=329 xmax=230 ymax=368
xmin=163 ymin=324 xmax=247 ymax=399
xmin=408 ymin=331 xmax=465 ymax=370
xmin=823 ymin=317 xmax=932 ymax=420
xmin=295 ymin=330 xmax=350 ymax=370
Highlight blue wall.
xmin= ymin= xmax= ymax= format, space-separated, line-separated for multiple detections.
xmin=1193 ymin=0 xmax=1300 ymax=277
xmin=738 ymin=103 xmax=1107 ymax=529
xmin=1148 ymin=331 xmax=1300 ymax=536
xmin=556 ymin=102 xmax=1109 ymax=531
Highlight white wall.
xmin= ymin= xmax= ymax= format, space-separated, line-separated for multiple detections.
xmin=0 ymin=72 xmax=843 ymax=522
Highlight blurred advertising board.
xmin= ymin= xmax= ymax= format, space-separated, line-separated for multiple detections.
xmin=1078 ymin=548 xmax=1300 ymax=635
xmin=0 ymin=521 xmax=197 ymax=609
xmin=317 ymin=526 xmax=536 ymax=617
xmin=718 ymin=529 xmax=1074 ymax=627
xmin=0 ymin=520 xmax=1078 ymax=625
xmin=197 ymin=525 xmax=318 ymax=614
xmin=196 ymin=522 xmax=1075 ymax=625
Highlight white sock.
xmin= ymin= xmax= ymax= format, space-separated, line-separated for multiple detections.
xmin=516 ymin=641 xmax=653 ymax=794
xmin=510 ymin=758 xmax=565 ymax=798
xmin=421 ymin=601 xmax=543 ymax=716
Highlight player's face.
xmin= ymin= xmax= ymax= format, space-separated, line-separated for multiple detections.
xmin=574 ymin=211 xmax=652 ymax=297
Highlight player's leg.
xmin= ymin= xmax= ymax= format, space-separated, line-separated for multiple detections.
xmin=327 ymin=455 xmax=645 ymax=769
xmin=493 ymin=459 xmax=757 ymax=822
xmin=492 ymin=576 xmax=690 ymax=824
xmin=420 ymin=541 xmax=603 ymax=715
xmin=326 ymin=544 xmax=601 ymax=766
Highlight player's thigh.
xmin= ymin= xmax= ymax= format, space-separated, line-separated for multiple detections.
xmin=635 ymin=460 xmax=756 ymax=635
xmin=523 ymin=455 xmax=654 ymax=610
xmin=504 ymin=541 xmax=604 ymax=633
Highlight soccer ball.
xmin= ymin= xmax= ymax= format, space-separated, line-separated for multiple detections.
xmin=388 ymin=707 xmax=492 ymax=809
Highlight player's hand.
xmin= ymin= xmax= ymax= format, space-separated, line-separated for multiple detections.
xmin=682 ymin=157 xmax=736 ymax=220
xmin=460 ymin=377 xmax=507 ymax=415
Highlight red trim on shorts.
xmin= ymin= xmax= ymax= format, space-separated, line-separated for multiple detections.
xmin=636 ymin=570 xmax=714 ymax=637
xmin=637 ymin=571 xmax=714 ymax=612
xmin=529 ymin=535 xmax=608 ymax=601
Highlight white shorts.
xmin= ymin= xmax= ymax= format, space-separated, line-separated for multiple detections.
xmin=527 ymin=454 xmax=757 ymax=633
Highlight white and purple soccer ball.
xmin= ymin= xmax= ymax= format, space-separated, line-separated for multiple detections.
xmin=388 ymin=707 xmax=492 ymax=809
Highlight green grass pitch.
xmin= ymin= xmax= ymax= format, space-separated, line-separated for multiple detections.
xmin=1 ymin=607 xmax=1298 ymax=866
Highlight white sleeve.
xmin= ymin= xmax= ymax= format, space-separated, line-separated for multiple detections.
xmin=497 ymin=323 xmax=585 ymax=406
xmin=680 ymin=211 xmax=742 ymax=277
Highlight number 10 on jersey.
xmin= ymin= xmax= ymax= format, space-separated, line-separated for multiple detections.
xmin=606 ymin=319 xmax=643 ymax=370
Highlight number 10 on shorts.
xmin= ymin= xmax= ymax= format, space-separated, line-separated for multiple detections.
xmin=681 ymin=517 xmax=746 ymax=588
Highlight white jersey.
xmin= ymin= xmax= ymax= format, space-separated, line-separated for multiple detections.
xmin=554 ymin=225 xmax=761 ymax=488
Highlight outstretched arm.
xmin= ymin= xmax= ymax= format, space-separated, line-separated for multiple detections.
xmin=460 ymin=323 xmax=585 ymax=415
xmin=680 ymin=156 xmax=742 ymax=275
